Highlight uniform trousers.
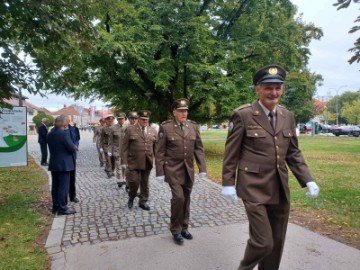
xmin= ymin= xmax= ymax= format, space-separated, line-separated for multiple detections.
xmin=40 ymin=143 xmax=48 ymax=164
xmin=51 ymin=171 xmax=70 ymax=213
xmin=69 ymin=168 xmax=76 ymax=201
xmin=114 ymin=155 xmax=126 ymax=180
xmin=168 ymin=172 xmax=193 ymax=234
xmin=127 ymin=169 xmax=150 ymax=204
xmin=239 ymin=195 xmax=290 ymax=270
xmin=103 ymin=145 xmax=115 ymax=173
xmin=96 ymin=142 xmax=106 ymax=166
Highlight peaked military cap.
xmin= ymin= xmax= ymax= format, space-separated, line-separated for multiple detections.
xmin=116 ymin=112 xmax=126 ymax=118
xmin=99 ymin=118 xmax=105 ymax=122
xmin=138 ymin=110 xmax=151 ymax=119
xmin=127 ymin=111 xmax=139 ymax=119
xmin=253 ymin=64 xmax=286 ymax=85
xmin=105 ymin=115 xmax=115 ymax=120
xmin=172 ymin=98 xmax=189 ymax=110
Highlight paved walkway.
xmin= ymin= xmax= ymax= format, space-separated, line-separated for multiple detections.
xmin=28 ymin=132 xmax=360 ymax=270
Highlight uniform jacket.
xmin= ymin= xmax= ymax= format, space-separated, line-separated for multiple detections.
xmin=93 ymin=125 xmax=103 ymax=144
xmin=109 ymin=124 xmax=125 ymax=157
xmin=222 ymin=101 xmax=313 ymax=204
xmin=64 ymin=126 xmax=79 ymax=160
xmin=121 ymin=124 xmax=157 ymax=170
xmin=155 ymin=119 xmax=206 ymax=185
xmin=100 ymin=126 xmax=112 ymax=151
xmin=38 ymin=124 xmax=48 ymax=144
xmin=47 ymin=127 xmax=76 ymax=172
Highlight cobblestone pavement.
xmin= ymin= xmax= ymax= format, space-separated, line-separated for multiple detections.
xmin=28 ymin=131 xmax=247 ymax=248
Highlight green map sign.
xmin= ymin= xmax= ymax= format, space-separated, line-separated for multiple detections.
xmin=0 ymin=107 xmax=27 ymax=167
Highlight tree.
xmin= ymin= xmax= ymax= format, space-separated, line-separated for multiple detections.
xmin=32 ymin=113 xmax=54 ymax=129
xmin=333 ymin=0 xmax=360 ymax=65
xmin=2 ymin=0 xmax=323 ymax=123
xmin=326 ymin=91 xmax=360 ymax=124
xmin=341 ymin=98 xmax=360 ymax=123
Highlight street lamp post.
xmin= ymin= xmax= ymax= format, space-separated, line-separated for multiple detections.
xmin=335 ymin=85 xmax=347 ymax=126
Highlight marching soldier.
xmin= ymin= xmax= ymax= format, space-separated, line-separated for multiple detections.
xmin=110 ymin=112 xmax=127 ymax=187
xmin=124 ymin=111 xmax=139 ymax=193
xmin=100 ymin=115 xmax=115 ymax=178
xmin=221 ymin=64 xmax=320 ymax=269
xmin=121 ymin=110 xmax=157 ymax=211
xmin=155 ymin=98 xmax=207 ymax=245
xmin=93 ymin=118 xmax=106 ymax=167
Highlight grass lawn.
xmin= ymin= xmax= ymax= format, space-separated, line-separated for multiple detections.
xmin=201 ymin=130 xmax=360 ymax=249
xmin=0 ymin=156 xmax=52 ymax=270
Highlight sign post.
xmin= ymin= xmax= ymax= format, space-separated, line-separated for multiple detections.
xmin=0 ymin=106 xmax=28 ymax=167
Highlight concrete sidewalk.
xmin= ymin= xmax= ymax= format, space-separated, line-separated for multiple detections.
xmin=47 ymin=222 xmax=360 ymax=270
xmin=27 ymin=132 xmax=360 ymax=270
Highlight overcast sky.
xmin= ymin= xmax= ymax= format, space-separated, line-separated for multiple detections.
xmin=23 ymin=0 xmax=360 ymax=110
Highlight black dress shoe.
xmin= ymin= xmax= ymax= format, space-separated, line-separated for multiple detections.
xmin=57 ymin=209 xmax=76 ymax=215
xmin=128 ymin=199 xmax=134 ymax=209
xmin=51 ymin=207 xmax=57 ymax=214
xmin=139 ymin=203 xmax=150 ymax=211
xmin=117 ymin=181 xmax=125 ymax=188
xmin=173 ymin=234 xmax=184 ymax=245
xmin=70 ymin=197 xmax=79 ymax=203
xmin=41 ymin=163 xmax=48 ymax=166
xmin=181 ymin=230 xmax=193 ymax=240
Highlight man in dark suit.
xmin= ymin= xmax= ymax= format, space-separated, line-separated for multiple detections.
xmin=64 ymin=116 xmax=80 ymax=203
xmin=122 ymin=110 xmax=157 ymax=211
xmin=155 ymin=99 xmax=207 ymax=245
xmin=221 ymin=64 xmax=320 ymax=270
xmin=48 ymin=115 xmax=77 ymax=215
xmin=38 ymin=118 xmax=49 ymax=165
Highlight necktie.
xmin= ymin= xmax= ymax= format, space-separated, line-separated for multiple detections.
xmin=142 ymin=127 xmax=145 ymax=136
xmin=180 ymin=123 xmax=184 ymax=130
xmin=268 ymin=111 xmax=276 ymax=131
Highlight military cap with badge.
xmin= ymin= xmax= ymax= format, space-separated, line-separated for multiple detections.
xmin=116 ymin=112 xmax=126 ymax=118
xmin=138 ymin=110 xmax=151 ymax=119
xmin=172 ymin=98 xmax=189 ymax=110
xmin=253 ymin=64 xmax=286 ymax=85
xmin=127 ymin=111 xmax=139 ymax=119
xmin=105 ymin=115 xmax=115 ymax=121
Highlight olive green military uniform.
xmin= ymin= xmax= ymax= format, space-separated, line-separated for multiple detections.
xmin=100 ymin=125 xmax=114 ymax=174
xmin=109 ymin=123 xmax=126 ymax=180
xmin=93 ymin=125 xmax=106 ymax=166
xmin=121 ymin=123 xmax=157 ymax=204
xmin=155 ymin=119 xmax=206 ymax=234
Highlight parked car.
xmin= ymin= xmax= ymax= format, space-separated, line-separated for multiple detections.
xmin=319 ymin=124 xmax=332 ymax=133
xmin=331 ymin=126 xmax=360 ymax=137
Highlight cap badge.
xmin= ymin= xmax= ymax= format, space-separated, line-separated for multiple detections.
xmin=268 ymin=67 xmax=278 ymax=75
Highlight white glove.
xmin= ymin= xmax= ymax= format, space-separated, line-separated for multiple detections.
xmin=156 ymin=176 xmax=165 ymax=184
xmin=198 ymin=172 xmax=207 ymax=179
xmin=107 ymin=152 xmax=112 ymax=157
xmin=221 ymin=186 xmax=238 ymax=203
xmin=306 ymin=181 xmax=320 ymax=198
xmin=100 ymin=148 xmax=103 ymax=153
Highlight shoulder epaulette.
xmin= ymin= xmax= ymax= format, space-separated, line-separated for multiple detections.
xmin=235 ymin=103 xmax=252 ymax=111
xmin=187 ymin=119 xmax=197 ymax=125
xmin=160 ymin=119 xmax=172 ymax=125
xmin=278 ymin=104 xmax=288 ymax=110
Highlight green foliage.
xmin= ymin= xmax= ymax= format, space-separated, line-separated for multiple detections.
xmin=0 ymin=157 xmax=51 ymax=270
xmin=2 ymin=0 xmax=323 ymax=122
xmin=333 ymin=0 xmax=360 ymax=65
xmin=326 ymin=91 xmax=360 ymax=124
xmin=341 ymin=98 xmax=360 ymax=123
xmin=32 ymin=113 xmax=54 ymax=129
